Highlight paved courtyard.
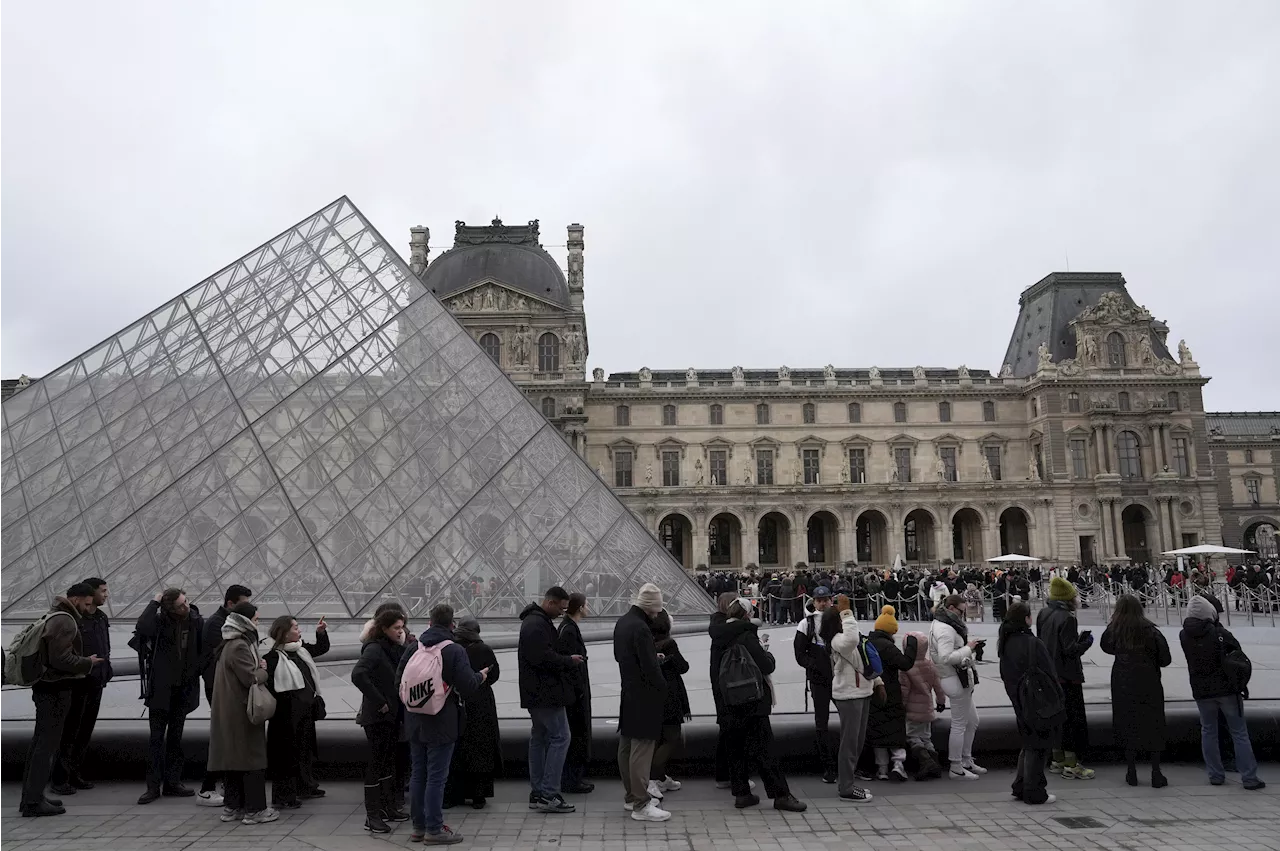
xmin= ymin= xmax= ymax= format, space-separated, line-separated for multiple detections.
xmin=3 ymin=766 xmax=1275 ymax=851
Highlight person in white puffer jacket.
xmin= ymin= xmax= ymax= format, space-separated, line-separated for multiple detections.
xmin=827 ymin=596 xmax=883 ymax=803
xmin=929 ymin=594 xmax=986 ymax=780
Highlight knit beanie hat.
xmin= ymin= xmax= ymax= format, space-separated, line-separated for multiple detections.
xmin=874 ymin=605 xmax=899 ymax=635
xmin=1048 ymin=576 xmax=1077 ymax=602
xmin=1186 ymin=594 xmax=1218 ymax=622
xmin=633 ymin=582 xmax=663 ymax=615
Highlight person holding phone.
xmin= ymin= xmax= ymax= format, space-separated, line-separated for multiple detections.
xmin=1037 ymin=577 xmax=1096 ymax=779
xmin=929 ymin=595 xmax=984 ymax=779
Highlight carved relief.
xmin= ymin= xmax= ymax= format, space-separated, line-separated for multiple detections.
xmin=1057 ymin=358 xmax=1083 ymax=376
xmin=592 ymin=367 xmax=604 ymax=382
xmin=564 ymin=326 xmax=585 ymax=365
xmin=638 ymin=366 xmax=653 ymax=382
xmin=778 ymin=365 xmax=791 ymax=380
xmin=731 ymin=366 xmax=744 ymax=381
xmin=449 ymin=284 xmax=533 ymax=313
xmin=824 ymin=364 xmax=836 ymax=380
xmin=999 ymin=363 xmax=1013 ymax=378
xmin=1075 ymin=292 xmax=1152 ymax=325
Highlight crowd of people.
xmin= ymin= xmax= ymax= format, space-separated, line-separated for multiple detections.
xmin=12 ymin=569 xmax=1268 ymax=841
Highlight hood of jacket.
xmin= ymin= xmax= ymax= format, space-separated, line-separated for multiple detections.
xmin=359 ymin=618 xmax=379 ymax=643
xmin=709 ymin=615 xmax=757 ymax=648
xmin=519 ymin=602 xmax=545 ymax=621
xmin=1181 ymin=616 xmax=1217 ymax=639
xmin=51 ymin=597 xmax=83 ymax=622
xmin=419 ymin=624 xmax=455 ymax=648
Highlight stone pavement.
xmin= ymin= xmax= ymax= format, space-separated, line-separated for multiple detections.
xmin=3 ymin=765 xmax=1275 ymax=851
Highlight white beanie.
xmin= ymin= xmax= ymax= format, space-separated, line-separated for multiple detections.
xmin=1186 ymin=595 xmax=1218 ymax=623
xmin=634 ymin=582 xmax=664 ymax=615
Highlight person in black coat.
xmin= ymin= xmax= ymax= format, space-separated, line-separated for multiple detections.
xmin=263 ymin=615 xmax=330 ymax=809
xmin=443 ymin=617 xmax=502 ymax=810
xmin=865 ymin=606 xmax=918 ymax=782
xmin=133 ymin=588 xmax=204 ymax=804
xmin=1100 ymin=595 xmax=1171 ymax=787
xmin=50 ymin=577 xmax=113 ymax=795
xmin=517 ymin=587 xmax=581 ymax=812
xmin=708 ymin=598 xmax=806 ymax=812
xmin=613 ymin=584 xmax=669 ymax=820
xmin=1036 ymin=577 xmax=1095 ymax=778
xmin=195 ymin=584 xmax=252 ymax=802
xmin=555 ymin=593 xmax=594 ymax=794
xmin=649 ymin=609 xmax=692 ymax=792
xmin=351 ymin=609 xmax=408 ymax=833
xmin=793 ymin=587 xmax=837 ymax=784
xmin=999 ymin=601 xmax=1063 ymax=805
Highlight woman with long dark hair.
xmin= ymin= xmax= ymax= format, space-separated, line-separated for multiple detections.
xmin=263 ymin=615 xmax=329 ymax=809
xmin=998 ymin=602 xmax=1062 ymax=805
xmin=351 ymin=609 xmax=408 ymax=833
xmin=444 ymin=617 xmax=502 ymax=810
xmin=1100 ymin=594 xmax=1171 ymax=787
xmin=556 ymin=593 xmax=593 ymax=794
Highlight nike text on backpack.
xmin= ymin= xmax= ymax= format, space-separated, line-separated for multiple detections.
xmin=3 ymin=611 xmax=76 ymax=687
xmin=719 ymin=637 xmax=765 ymax=707
xmin=399 ymin=640 xmax=453 ymax=715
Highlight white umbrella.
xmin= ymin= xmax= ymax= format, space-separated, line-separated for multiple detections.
xmin=1161 ymin=544 xmax=1255 ymax=555
xmin=987 ymin=554 xmax=1042 ymax=562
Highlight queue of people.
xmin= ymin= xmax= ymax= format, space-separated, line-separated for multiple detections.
xmin=13 ymin=573 xmax=1267 ymax=832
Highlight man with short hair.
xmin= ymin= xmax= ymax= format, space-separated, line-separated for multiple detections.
xmin=49 ymin=579 xmax=111 ymax=795
xmin=794 ymin=586 xmax=838 ymax=784
xmin=195 ymin=584 xmax=251 ymax=805
xmin=20 ymin=585 xmax=102 ymax=817
xmin=398 ymin=604 xmax=487 ymax=845
xmin=517 ymin=586 xmax=582 ymax=814
xmin=135 ymin=588 xmax=204 ymax=804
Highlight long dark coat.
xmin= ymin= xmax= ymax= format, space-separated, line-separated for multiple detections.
xmin=655 ymin=636 xmax=691 ymax=726
xmin=614 ymin=606 xmax=667 ymax=740
xmin=555 ymin=617 xmax=592 ymax=741
xmin=134 ymin=601 xmax=204 ymax=714
xmin=1101 ymin=621 xmax=1170 ymax=751
xmin=264 ymin=632 xmax=330 ymax=782
xmin=865 ymin=630 xmax=917 ymax=748
xmin=451 ymin=635 xmax=502 ymax=780
xmin=999 ymin=628 xmax=1064 ymax=750
xmin=207 ymin=629 xmax=268 ymax=771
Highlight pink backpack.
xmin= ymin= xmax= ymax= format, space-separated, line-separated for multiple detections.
xmin=398 ymin=640 xmax=453 ymax=715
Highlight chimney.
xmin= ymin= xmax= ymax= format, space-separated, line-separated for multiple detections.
xmin=409 ymin=226 xmax=430 ymax=278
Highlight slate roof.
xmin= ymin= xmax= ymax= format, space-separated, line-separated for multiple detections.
xmin=1204 ymin=412 xmax=1280 ymax=438
xmin=421 ymin=218 xmax=570 ymax=307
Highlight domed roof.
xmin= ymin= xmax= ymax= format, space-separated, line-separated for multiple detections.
xmin=422 ymin=218 xmax=570 ymax=307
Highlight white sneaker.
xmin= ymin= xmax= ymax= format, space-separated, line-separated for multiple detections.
xmin=197 ymin=791 xmax=224 ymax=807
xmin=715 ymin=779 xmax=755 ymax=790
xmin=1042 ymin=793 xmax=1057 ymax=805
xmin=949 ymin=766 xmax=979 ymax=781
xmin=963 ymin=762 xmax=988 ymax=775
xmin=631 ymin=800 xmax=672 ymax=822
xmin=658 ymin=776 xmax=682 ymax=792
xmin=623 ymin=802 xmax=635 ymax=811
xmin=646 ymin=780 xmax=664 ymax=800
xmin=241 ymin=807 xmax=279 ymax=825
xmin=219 ymin=807 xmax=244 ymax=823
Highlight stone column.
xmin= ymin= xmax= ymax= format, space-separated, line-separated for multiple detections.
xmin=983 ymin=508 xmax=1002 ymax=559
xmin=1097 ymin=500 xmax=1109 ymax=558
xmin=1169 ymin=499 xmax=1183 ymax=551
xmin=1154 ymin=497 xmax=1170 ymax=554
xmin=1159 ymin=424 xmax=1171 ymax=469
xmin=692 ymin=512 xmax=710 ymax=570
xmin=932 ymin=520 xmax=946 ymax=565
xmin=1093 ymin=425 xmax=1107 ymax=473
xmin=742 ymin=511 xmax=759 ymax=568
xmin=839 ymin=507 xmax=857 ymax=568
xmin=1105 ymin=425 xmax=1119 ymax=474
xmin=1109 ymin=500 xmax=1122 ymax=557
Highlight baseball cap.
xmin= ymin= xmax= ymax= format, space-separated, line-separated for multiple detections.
xmin=813 ymin=586 xmax=832 ymax=599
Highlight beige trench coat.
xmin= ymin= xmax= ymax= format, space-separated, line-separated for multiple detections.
xmin=207 ymin=632 xmax=268 ymax=771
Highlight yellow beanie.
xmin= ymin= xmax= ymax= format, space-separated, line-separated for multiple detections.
xmin=1048 ymin=575 xmax=1077 ymax=602
xmin=874 ymin=605 xmax=899 ymax=635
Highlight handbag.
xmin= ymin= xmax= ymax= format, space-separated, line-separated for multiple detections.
xmin=246 ymin=644 xmax=277 ymax=725
xmin=312 ymin=693 xmax=327 ymax=721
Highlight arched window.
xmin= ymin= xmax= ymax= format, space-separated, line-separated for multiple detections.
xmin=1118 ymin=391 xmax=1131 ymax=412
xmin=893 ymin=402 xmax=907 ymax=423
xmin=1031 ymin=398 xmax=1039 ymax=418
xmin=983 ymin=401 xmax=996 ymax=422
xmin=479 ymin=332 xmax=501 ymax=364
xmin=1067 ymin=392 xmax=1081 ymax=413
xmin=662 ymin=404 xmax=677 ymax=426
xmin=938 ymin=401 xmax=951 ymax=423
xmin=709 ymin=404 xmax=723 ymax=425
xmin=615 ymin=405 xmax=630 ymax=426
xmin=1107 ymin=332 xmax=1127 ymax=367
xmin=802 ymin=402 xmax=816 ymax=424
xmin=1167 ymin=391 xmax=1180 ymax=411
xmin=1117 ymin=431 xmax=1143 ymax=480
xmin=541 ymin=397 xmax=556 ymax=419
xmin=537 ymin=333 xmax=560 ymax=372
xmin=756 ymin=403 xmax=770 ymax=425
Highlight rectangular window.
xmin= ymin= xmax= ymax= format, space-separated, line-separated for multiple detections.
xmin=1173 ymin=438 xmax=1189 ymax=477
xmin=894 ymin=447 xmax=912 ymax=483
xmin=756 ymin=450 xmax=774 ymax=485
xmin=614 ymin=451 xmax=633 ymax=488
xmin=756 ymin=404 xmax=770 ymax=425
xmin=709 ymin=450 xmax=727 ymax=486
xmin=940 ymin=446 xmax=957 ymax=482
xmin=803 ymin=449 xmax=820 ymax=484
xmin=709 ymin=404 xmax=723 ymax=425
xmin=662 ymin=405 xmax=677 ymax=426
xmin=984 ymin=445 xmax=1002 ymax=481
xmin=848 ymin=448 xmax=866 ymax=484
xmin=1070 ymin=439 xmax=1089 ymax=479
xmin=662 ymin=450 xmax=680 ymax=487
xmin=1246 ymin=478 xmax=1260 ymax=506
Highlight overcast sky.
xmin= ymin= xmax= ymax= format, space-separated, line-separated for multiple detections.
xmin=3 ymin=2 xmax=1277 ymax=409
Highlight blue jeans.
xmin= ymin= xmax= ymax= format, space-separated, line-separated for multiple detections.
xmin=1196 ymin=695 xmax=1259 ymax=785
xmin=528 ymin=706 xmax=570 ymax=799
xmin=409 ymin=741 xmax=455 ymax=834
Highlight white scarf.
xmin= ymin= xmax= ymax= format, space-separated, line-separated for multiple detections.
xmin=263 ymin=639 xmax=321 ymax=695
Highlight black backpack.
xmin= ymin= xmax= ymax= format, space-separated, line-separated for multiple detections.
xmin=1016 ymin=637 xmax=1065 ymax=733
xmin=1218 ymin=628 xmax=1252 ymax=696
xmin=718 ymin=635 xmax=765 ymax=707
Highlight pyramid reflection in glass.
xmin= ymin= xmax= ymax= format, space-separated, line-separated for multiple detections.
xmin=0 ymin=198 xmax=712 ymax=620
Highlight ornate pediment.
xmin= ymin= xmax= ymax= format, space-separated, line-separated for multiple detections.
xmin=446 ymin=282 xmax=557 ymax=314
xmin=453 ymin=217 xmax=541 ymax=247
xmin=1075 ymin=292 xmax=1152 ymax=326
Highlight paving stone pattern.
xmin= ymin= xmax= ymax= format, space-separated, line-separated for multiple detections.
xmin=3 ymin=766 xmax=1275 ymax=851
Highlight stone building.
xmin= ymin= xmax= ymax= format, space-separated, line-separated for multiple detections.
xmin=427 ymin=218 xmax=1264 ymax=571
xmin=1205 ymin=412 xmax=1280 ymax=559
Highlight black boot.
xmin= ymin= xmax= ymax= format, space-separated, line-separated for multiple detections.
xmin=363 ymin=784 xmax=390 ymax=834
xmin=380 ymin=777 xmax=408 ymax=822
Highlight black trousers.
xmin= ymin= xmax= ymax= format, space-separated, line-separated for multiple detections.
xmin=1060 ymin=683 xmax=1089 ymax=755
xmin=714 ymin=724 xmax=730 ymax=784
xmin=22 ymin=688 xmax=73 ymax=807
xmin=147 ymin=696 xmax=189 ymax=790
xmin=223 ymin=769 xmax=266 ymax=813
xmin=722 ymin=715 xmax=790 ymax=799
xmin=810 ymin=680 xmax=836 ymax=773
xmin=51 ymin=679 xmax=103 ymax=784
xmin=363 ymin=723 xmax=399 ymax=786
xmin=1012 ymin=747 xmax=1050 ymax=804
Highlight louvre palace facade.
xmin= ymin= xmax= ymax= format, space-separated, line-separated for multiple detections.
xmin=419 ymin=217 xmax=1280 ymax=572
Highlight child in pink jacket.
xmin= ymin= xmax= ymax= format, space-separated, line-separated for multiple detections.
xmin=899 ymin=630 xmax=946 ymax=779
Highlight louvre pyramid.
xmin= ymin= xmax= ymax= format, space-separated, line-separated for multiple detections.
xmin=0 ymin=198 xmax=712 ymax=621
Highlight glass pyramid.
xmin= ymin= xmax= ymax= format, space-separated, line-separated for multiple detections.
xmin=0 ymin=198 xmax=712 ymax=621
